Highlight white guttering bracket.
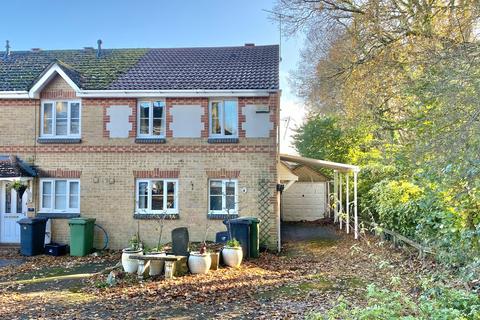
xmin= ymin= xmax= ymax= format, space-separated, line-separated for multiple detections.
xmin=28 ymin=63 xmax=81 ymax=99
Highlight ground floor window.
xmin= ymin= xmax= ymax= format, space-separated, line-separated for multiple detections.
xmin=40 ymin=179 xmax=80 ymax=213
xmin=208 ymin=179 xmax=238 ymax=214
xmin=136 ymin=179 xmax=178 ymax=214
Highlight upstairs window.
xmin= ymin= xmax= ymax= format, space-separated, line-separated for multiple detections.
xmin=138 ymin=101 xmax=165 ymax=137
xmin=209 ymin=100 xmax=238 ymax=137
xmin=41 ymin=101 xmax=81 ymax=137
xmin=136 ymin=179 xmax=178 ymax=214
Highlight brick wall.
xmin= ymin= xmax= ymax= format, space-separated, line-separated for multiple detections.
xmin=0 ymin=75 xmax=280 ymax=250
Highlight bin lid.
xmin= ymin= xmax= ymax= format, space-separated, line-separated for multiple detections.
xmin=17 ymin=217 xmax=47 ymax=225
xmin=236 ymin=216 xmax=261 ymax=223
xmin=68 ymin=217 xmax=96 ymax=225
xmin=226 ymin=217 xmax=253 ymax=225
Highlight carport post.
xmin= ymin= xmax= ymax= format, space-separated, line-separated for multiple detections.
xmin=354 ymin=171 xmax=358 ymax=240
xmin=339 ymin=173 xmax=343 ymax=230
xmin=346 ymin=173 xmax=350 ymax=234
xmin=333 ymin=171 xmax=338 ymax=222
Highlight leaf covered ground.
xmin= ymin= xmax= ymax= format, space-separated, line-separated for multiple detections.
xmin=0 ymin=224 xmax=431 ymax=319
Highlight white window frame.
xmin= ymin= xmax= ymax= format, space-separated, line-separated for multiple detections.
xmin=209 ymin=99 xmax=238 ymax=138
xmin=40 ymin=100 xmax=82 ymax=138
xmin=135 ymin=179 xmax=178 ymax=214
xmin=39 ymin=179 xmax=80 ymax=213
xmin=208 ymin=179 xmax=238 ymax=214
xmin=137 ymin=100 xmax=166 ymax=138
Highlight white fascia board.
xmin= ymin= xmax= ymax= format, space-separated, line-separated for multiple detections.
xmin=1 ymin=88 xmax=279 ymax=99
xmin=0 ymin=91 xmax=30 ymax=99
xmin=28 ymin=64 xmax=81 ymax=99
xmin=77 ymin=89 xmax=277 ymax=98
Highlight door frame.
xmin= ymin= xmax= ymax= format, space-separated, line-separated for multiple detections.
xmin=0 ymin=179 xmax=29 ymax=244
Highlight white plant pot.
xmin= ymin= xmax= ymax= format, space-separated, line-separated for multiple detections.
xmin=222 ymin=247 xmax=243 ymax=268
xmin=121 ymin=248 xmax=143 ymax=273
xmin=188 ymin=252 xmax=212 ymax=274
xmin=149 ymin=252 xmax=166 ymax=276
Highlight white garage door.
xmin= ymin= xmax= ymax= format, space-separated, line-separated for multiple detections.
xmin=281 ymin=182 xmax=327 ymax=221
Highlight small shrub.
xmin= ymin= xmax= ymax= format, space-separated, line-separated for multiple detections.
xmin=226 ymin=238 xmax=241 ymax=248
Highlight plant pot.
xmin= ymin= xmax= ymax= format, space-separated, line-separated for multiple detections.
xmin=222 ymin=246 xmax=243 ymax=268
xmin=148 ymin=251 xmax=166 ymax=276
xmin=121 ymin=248 xmax=143 ymax=273
xmin=188 ymin=251 xmax=212 ymax=274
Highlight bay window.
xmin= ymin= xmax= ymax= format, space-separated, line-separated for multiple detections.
xmin=209 ymin=99 xmax=238 ymax=137
xmin=138 ymin=101 xmax=165 ymax=137
xmin=208 ymin=179 xmax=238 ymax=214
xmin=40 ymin=179 xmax=80 ymax=213
xmin=41 ymin=101 xmax=81 ymax=137
xmin=136 ymin=179 xmax=178 ymax=214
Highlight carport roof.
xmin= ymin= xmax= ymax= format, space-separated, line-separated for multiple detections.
xmin=280 ymin=154 xmax=360 ymax=173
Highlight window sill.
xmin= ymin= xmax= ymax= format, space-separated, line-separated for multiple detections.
xmin=207 ymin=138 xmax=239 ymax=144
xmin=37 ymin=138 xmax=82 ymax=144
xmin=133 ymin=213 xmax=179 ymax=220
xmin=37 ymin=212 xmax=81 ymax=219
xmin=207 ymin=213 xmax=239 ymax=220
xmin=135 ymin=138 xmax=166 ymax=144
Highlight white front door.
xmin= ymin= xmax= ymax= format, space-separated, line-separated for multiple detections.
xmin=0 ymin=182 xmax=26 ymax=243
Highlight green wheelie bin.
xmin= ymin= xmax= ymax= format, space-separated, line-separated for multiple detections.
xmin=236 ymin=217 xmax=261 ymax=258
xmin=68 ymin=218 xmax=96 ymax=256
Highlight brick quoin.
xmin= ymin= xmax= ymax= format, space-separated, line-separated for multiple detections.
xmin=165 ymin=97 xmax=209 ymax=138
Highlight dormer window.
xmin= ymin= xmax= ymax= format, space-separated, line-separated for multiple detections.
xmin=41 ymin=100 xmax=81 ymax=138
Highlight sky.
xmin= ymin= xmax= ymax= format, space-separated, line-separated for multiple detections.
xmin=0 ymin=0 xmax=306 ymax=152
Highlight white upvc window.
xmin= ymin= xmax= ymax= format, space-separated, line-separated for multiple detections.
xmin=136 ymin=179 xmax=178 ymax=214
xmin=41 ymin=100 xmax=81 ymax=138
xmin=137 ymin=100 xmax=166 ymax=137
xmin=39 ymin=179 xmax=80 ymax=213
xmin=209 ymin=99 xmax=238 ymax=137
xmin=208 ymin=179 xmax=238 ymax=214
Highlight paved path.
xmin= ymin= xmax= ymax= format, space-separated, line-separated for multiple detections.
xmin=281 ymin=221 xmax=340 ymax=242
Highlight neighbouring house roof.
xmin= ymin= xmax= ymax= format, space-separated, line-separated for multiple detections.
xmin=0 ymin=155 xmax=37 ymax=178
xmin=0 ymin=45 xmax=279 ymax=92
xmin=292 ymin=165 xmax=330 ymax=182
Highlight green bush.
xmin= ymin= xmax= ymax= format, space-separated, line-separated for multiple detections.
xmin=308 ymin=284 xmax=480 ymax=320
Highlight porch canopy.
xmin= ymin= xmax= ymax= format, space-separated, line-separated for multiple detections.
xmin=279 ymin=154 xmax=360 ymax=239
xmin=0 ymin=155 xmax=37 ymax=180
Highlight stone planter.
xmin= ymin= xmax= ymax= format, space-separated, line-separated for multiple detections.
xmin=121 ymin=248 xmax=143 ymax=273
xmin=188 ymin=251 xmax=212 ymax=274
xmin=148 ymin=252 xmax=166 ymax=276
xmin=222 ymin=246 xmax=243 ymax=268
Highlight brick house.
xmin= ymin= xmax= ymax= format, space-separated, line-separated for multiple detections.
xmin=0 ymin=43 xmax=280 ymax=250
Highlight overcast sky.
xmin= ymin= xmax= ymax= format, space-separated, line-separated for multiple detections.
xmin=0 ymin=0 xmax=305 ymax=152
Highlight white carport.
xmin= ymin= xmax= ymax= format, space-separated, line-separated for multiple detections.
xmin=278 ymin=154 xmax=360 ymax=247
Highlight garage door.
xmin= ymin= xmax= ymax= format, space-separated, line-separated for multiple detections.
xmin=281 ymin=182 xmax=327 ymax=221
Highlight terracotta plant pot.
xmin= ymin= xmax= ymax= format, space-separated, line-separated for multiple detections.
xmin=121 ymin=248 xmax=143 ymax=273
xmin=222 ymin=247 xmax=243 ymax=268
xmin=188 ymin=251 xmax=212 ymax=274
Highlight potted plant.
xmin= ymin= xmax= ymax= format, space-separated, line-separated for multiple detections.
xmin=8 ymin=180 xmax=28 ymax=198
xmin=148 ymin=214 xmax=168 ymax=276
xmin=188 ymin=242 xmax=212 ymax=274
xmin=222 ymin=238 xmax=243 ymax=268
xmin=121 ymin=234 xmax=143 ymax=273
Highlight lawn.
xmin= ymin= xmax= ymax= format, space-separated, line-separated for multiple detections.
xmin=0 ymin=225 xmax=428 ymax=319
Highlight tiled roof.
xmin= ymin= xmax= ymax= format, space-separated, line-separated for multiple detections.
xmin=0 ymin=45 xmax=279 ymax=91
xmin=109 ymin=45 xmax=279 ymax=90
xmin=0 ymin=155 xmax=36 ymax=178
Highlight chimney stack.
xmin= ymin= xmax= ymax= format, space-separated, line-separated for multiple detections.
xmin=96 ymin=39 xmax=102 ymax=58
